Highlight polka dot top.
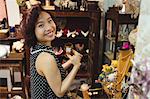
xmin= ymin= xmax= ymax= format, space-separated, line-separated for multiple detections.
xmin=30 ymin=44 xmax=68 ymax=99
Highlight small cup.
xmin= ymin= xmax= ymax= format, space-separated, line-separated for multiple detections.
xmin=64 ymin=42 xmax=73 ymax=55
xmin=9 ymin=26 xmax=16 ymax=38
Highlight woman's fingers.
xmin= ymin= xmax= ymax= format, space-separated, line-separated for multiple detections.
xmin=66 ymin=54 xmax=72 ymax=59
xmin=72 ymin=49 xmax=83 ymax=57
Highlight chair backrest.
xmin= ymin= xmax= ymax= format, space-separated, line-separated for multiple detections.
xmin=117 ymin=49 xmax=133 ymax=85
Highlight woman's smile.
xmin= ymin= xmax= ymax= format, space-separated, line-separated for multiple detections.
xmin=44 ymin=31 xmax=54 ymax=37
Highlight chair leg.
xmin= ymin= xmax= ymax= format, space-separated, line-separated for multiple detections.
xmin=24 ymin=75 xmax=30 ymax=99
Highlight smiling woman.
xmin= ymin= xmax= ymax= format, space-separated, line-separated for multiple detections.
xmin=21 ymin=4 xmax=82 ymax=98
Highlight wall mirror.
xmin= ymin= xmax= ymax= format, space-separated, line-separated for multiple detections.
xmin=0 ymin=0 xmax=21 ymax=27
xmin=0 ymin=0 xmax=22 ymax=39
xmin=0 ymin=0 xmax=8 ymax=29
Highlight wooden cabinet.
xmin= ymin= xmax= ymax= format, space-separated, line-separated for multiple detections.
xmin=0 ymin=55 xmax=25 ymax=98
xmin=49 ymin=10 xmax=101 ymax=83
xmin=103 ymin=7 xmax=138 ymax=64
xmin=0 ymin=33 xmax=26 ymax=98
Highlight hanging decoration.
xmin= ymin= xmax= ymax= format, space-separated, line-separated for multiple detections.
xmin=16 ymin=0 xmax=26 ymax=7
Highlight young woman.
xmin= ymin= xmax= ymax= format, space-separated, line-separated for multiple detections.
xmin=21 ymin=5 xmax=82 ymax=98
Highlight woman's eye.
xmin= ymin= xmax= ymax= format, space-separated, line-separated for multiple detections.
xmin=38 ymin=24 xmax=44 ymax=28
xmin=48 ymin=20 xmax=52 ymax=23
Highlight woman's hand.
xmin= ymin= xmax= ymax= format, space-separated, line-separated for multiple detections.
xmin=66 ymin=49 xmax=83 ymax=67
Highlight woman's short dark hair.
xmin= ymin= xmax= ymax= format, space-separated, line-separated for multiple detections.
xmin=20 ymin=5 xmax=54 ymax=48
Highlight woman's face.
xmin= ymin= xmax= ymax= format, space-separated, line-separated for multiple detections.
xmin=35 ymin=11 xmax=56 ymax=44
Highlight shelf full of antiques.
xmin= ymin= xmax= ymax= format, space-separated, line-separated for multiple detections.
xmin=103 ymin=6 xmax=138 ymax=64
xmin=49 ymin=10 xmax=101 ymax=84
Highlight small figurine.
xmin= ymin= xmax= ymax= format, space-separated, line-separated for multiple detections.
xmin=11 ymin=95 xmax=22 ymax=99
xmin=81 ymin=30 xmax=89 ymax=37
xmin=56 ymin=30 xmax=63 ymax=38
xmin=64 ymin=42 xmax=73 ymax=55
xmin=53 ymin=47 xmax=64 ymax=56
xmin=128 ymin=28 xmax=138 ymax=46
xmin=54 ymin=0 xmax=77 ymax=10
xmin=0 ymin=45 xmax=8 ymax=58
xmin=123 ymin=0 xmax=140 ymax=18
xmin=80 ymin=83 xmax=90 ymax=99
xmin=12 ymin=39 xmax=25 ymax=53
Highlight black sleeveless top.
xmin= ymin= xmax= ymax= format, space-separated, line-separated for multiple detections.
xmin=30 ymin=44 xmax=68 ymax=99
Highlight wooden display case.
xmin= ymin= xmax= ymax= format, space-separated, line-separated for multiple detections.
xmin=0 ymin=31 xmax=27 ymax=98
xmin=47 ymin=10 xmax=102 ymax=84
xmin=103 ymin=7 xmax=138 ymax=64
xmin=0 ymin=55 xmax=25 ymax=98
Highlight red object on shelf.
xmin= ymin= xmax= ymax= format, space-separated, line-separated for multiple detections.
xmin=62 ymin=28 xmax=69 ymax=36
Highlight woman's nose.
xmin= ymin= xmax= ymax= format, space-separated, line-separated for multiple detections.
xmin=45 ymin=23 xmax=52 ymax=31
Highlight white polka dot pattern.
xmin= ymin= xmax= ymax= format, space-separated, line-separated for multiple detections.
xmin=30 ymin=44 xmax=68 ymax=99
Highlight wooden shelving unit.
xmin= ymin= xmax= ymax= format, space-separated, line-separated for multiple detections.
xmin=103 ymin=7 xmax=138 ymax=64
xmin=48 ymin=10 xmax=101 ymax=83
xmin=0 ymin=55 xmax=25 ymax=98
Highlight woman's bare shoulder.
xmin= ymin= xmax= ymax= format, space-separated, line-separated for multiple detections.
xmin=35 ymin=52 xmax=57 ymax=75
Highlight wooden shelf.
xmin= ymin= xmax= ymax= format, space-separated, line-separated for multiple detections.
xmin=106 ymin=7 xmax=138 ymax=24
xmin=118 ymin=14 xmax=138 ymax=24
xmin=105 ymin=35 xmax=115 ymax=43
xmin=0 ymin=53 xmax=25 ymax=98
xmin=104 ymin=51 xmax=119 ymax=60
xmin=56 ymin=37 xmax=88 ymax=43
xmin=58 ymin=36 xmax=88 ymax=40
xmin=49 ymin=11 xmax=91 ymax=18
xmin=0 ymin=36 xmax=23 ymax=41
xmin=0 ymin=63 xmax=20 ymax=68
xmin=0 ymin=57 xmax=23 ymax=61
xmin=0 ymin=87 xmax=23 ymax=94
xmin=104 ymin=51 xmax=114 ymax=60
xmin=103 ymin=7 xmax=138 ymax=61
xmin=49 ymin=10 xmax=101 ymax=84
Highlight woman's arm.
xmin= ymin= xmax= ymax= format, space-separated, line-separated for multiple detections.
xmin=36 ymin=52 xmax=81 ymax=97
xmin=62 ymin=60 xmax=72 ymax=70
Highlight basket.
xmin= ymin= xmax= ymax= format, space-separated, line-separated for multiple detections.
xmin=0 ymin=29 xmax=9 ymax=39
